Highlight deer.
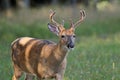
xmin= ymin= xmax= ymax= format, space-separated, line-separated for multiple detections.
xmin=11 ymin=10 xmax=86 ymax=80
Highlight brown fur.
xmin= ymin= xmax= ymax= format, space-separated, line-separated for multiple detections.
xmin=11 ymin=37 xmax=68 ymax=80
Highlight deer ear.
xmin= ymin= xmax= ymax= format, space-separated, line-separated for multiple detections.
xmin=48 ymin=23 xmax=59 ymax=36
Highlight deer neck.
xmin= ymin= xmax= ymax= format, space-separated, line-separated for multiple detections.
xmin=54 ymin=41 xmax=68 ymax=63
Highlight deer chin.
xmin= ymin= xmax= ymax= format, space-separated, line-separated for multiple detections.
xmin=69 ymin=47 xmax=74 ymax=51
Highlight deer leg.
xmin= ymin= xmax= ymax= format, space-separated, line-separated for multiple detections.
xmin=25 ymin=73 xmax=35 ymax=80
xmin=55 ymin=59 xmax=67 ymax=80
xmin=36 ymin=77 xmax=42 ymax=80
xmin=12 ymin=64 xmax=23 ymax=80
xmin=55 ymin=74 xmax=62 ymax=80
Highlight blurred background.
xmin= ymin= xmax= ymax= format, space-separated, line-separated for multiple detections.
xmin=0 ymin=0 xmax=120 ymax=80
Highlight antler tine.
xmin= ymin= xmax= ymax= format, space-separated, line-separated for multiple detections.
xmin=49 ymin=10 xmax=60 ymax=27
xmin=70 ymin=19 xmax=74 ymax=28
xmin=62 ymin=20 xmax=64 ymax=26
xmin=73 ymin=10 xmax=86 ymax=28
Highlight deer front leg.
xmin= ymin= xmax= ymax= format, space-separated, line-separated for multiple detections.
xmin=55 ymin=58 xmax=67 ymax=80
xmin=55 ymin=73 xmax=63 ymax=80
xmin=25 ymin=73 xmax=35 ymax=80
xmin=36 ymin=77 xmax=42 ymax=80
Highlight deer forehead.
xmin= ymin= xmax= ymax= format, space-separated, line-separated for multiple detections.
xmin=60 ymin=28 xmax=75 ymax=35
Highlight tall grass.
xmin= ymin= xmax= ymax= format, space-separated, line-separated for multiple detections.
xmin=0 ymin=6 xmax=120 ymax=80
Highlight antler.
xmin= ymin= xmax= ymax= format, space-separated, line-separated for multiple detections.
xmin=49 ymin=10 xmax=60 ymax=27
xmin=71 ymin=10 xmax=86 ymax=28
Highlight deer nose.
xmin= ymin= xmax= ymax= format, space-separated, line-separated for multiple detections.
xmin=67 ymin=41 xmax=74 ymax=49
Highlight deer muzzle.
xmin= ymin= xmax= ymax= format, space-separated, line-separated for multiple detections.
xmin=67 ymin=37 xmax=75 ymax=49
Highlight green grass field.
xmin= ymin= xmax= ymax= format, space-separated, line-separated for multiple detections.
xmin=0 ymin=7 xmax=120 ymax=80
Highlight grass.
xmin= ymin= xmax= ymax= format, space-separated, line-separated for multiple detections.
xmin=0 ymin=6 xmax=120 ymax=80
xmin=66 ymin=36 xmax=120 ymax=80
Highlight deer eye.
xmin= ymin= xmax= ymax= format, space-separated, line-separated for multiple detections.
xmin=61 ymin=35 xmax=65 ymax=38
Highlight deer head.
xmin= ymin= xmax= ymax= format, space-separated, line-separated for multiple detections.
xmin=48 ymin=10 xmax=86 ymax=49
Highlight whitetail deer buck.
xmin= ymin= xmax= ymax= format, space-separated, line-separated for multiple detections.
xmin=11 ymin=10 xmax=86 ymax=80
